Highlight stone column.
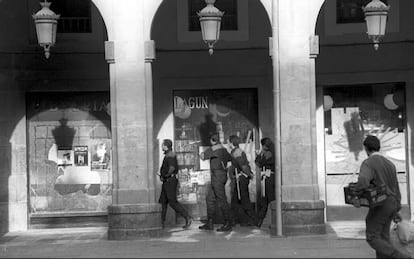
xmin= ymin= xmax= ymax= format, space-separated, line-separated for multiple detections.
xmin=272 ymin=0 xmax=325 ymax=235
xmin=106 ymin=0 xmax=161 ymax=240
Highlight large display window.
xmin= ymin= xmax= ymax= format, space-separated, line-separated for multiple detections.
xmin=323 ymin=83 xmax=407 ymax=207
xmin=173 ymin=88 xmax=259 ymax=220
xmin=27 ymin=92 xmax=112 ymax=216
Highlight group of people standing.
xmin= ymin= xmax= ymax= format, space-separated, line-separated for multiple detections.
xmin=157 ymin=133 xmax=276 ymax=232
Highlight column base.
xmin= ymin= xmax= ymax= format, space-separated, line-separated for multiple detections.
xmin=108 ymin=203 xmax=162 ymax=240
xmin=270 ymin=200 xmax=326 ymax=236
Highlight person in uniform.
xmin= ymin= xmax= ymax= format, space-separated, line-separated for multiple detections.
xmin=228 ymin=135 xmax=257 ymax=227
xmin=199 ymin=132 xmax=233 ymax=232
xmin=255 ymin=137 xmax=275 ymax=228
xmin=158 ymin=139 xmax=192 ymax=229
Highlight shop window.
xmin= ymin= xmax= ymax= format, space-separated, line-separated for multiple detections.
xmin=323 ymin=83 xmax=406 ymax=175
xmin=188 ymin=0 xmax=238 ymax=31
xmin=27 ymin=92 xmax=112 ymax=215
xmin=336 ymin=0 xmax=388 ymax=24
xmin=172 ymin=89 xmax=258 ymax=221
xmin=50 ymin=0 xmax=92 ymax=33
xmin=323 ymin=83 xmax=408 ymax=208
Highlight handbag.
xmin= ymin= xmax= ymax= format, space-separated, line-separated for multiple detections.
xmin=390 ymin=222 xmax=411 ymax=256
xmin=394 ymin=219 xmax=411 ymax=244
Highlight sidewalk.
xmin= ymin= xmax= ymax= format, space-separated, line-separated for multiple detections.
xmin=0 ymin=221 xmax=411 ymax=258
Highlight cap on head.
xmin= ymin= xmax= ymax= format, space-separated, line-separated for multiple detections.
xmin=363 ymin=135 xmax=380 ymax=152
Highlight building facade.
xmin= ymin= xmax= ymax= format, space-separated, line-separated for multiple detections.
xmin=0 ymin=0 xmax=413 ymax=240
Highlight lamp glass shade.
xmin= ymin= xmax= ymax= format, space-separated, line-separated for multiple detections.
xmin=365 ymin=13 xmax=387 ymax=36
xmin=200 ymin=17 xmax=221 ymax=43
xmin=34 ymin=20 xmax=58 ymax=46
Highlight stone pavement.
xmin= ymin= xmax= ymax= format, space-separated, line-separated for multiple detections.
xmin=0 ymin=221 xmax=412 ymax=258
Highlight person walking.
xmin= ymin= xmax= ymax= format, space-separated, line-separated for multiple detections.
xmin=158 ymin=139 xmax=192 ymax=229
xmin=353 ymin=135 xmax=410 ymax=258
xmin=255 ymin=137 xmax=275 ymax=228
xmin=199 ymin=132 xmax=233 ymax=232
xmin=228 ymin=135 xmax=257 ymax=227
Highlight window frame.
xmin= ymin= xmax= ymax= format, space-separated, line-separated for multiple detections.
xmin=50 ymin=0 xmax=93 ymax=34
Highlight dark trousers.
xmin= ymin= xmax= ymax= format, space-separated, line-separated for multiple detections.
xmin=206 ymin=169 xmax=232 ymax=222
xmin=230 ymin=176 xmax=256 ymax=224
xmin=365 ymin=196 xmax=407 ymax=258
xmin=159 ymin=177 xmax=189 ymax=222
xmin=257 ymin=174 xmax=275 ymax=220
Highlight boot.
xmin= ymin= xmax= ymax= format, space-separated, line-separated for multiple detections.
xmin=256 ymin=218 xmax=264 ymax=228
xmin=183 ymin=216 xmax=192 ymax=229
xmin=216 ymin=221 xmax=232 ymax=232
xmin=230 ymin=219 xmax=237 ymax=227
xmin=199 ymin=218 xmax=214 ymax=230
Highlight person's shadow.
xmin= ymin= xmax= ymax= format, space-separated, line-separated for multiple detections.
xmin=344 ymin=112 xmax=365 ymax=161
xmin=198 ymin=113 xmax=218 ymax=146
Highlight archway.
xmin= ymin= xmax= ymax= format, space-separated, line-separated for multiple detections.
xmin=314 ymin=0 xmax=412 ymax=227
xmin=150 ymin=0 xmax=273 ymax=227
xmin=0 ymin=0 xmax=110 ymax=232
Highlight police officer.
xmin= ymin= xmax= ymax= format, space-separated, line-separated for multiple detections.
xmin=255 ymin=137 xmax=275 ymax=228
xmin=228 ymin=135 xmax=257 ymax=227
xmin=158 ymin=139 xmax=192 ymax=229
xmin=199 ymin=132 xmax=233 ymax=232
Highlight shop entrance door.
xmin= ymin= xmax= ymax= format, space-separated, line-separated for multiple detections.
xmin=27 ymin=92 xmax=112 ymax=228
xmin=172 ymin=88 xmax=259 ymax=224
xmin=323 ymin=83 xmax=409 ymax=220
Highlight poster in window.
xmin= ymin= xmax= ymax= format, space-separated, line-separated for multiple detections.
xmin=74 ymin=146 xmax=88 ymax=166
xmin=91 ymin=140 xmax=111 ymax=170
xmin=57 ymin=148 xmax=73 ymax=166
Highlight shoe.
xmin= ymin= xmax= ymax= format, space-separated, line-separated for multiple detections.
xmin=216 ymin=222 xmax=232 ymax=232
xmin=199 ymin=218 xmax=214 ymax=230
xmin=183 ymin=216 xmax=192 ymax=229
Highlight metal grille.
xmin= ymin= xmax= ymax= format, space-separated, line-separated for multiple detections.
xmin=50 ymin=0 xmax=92 ymax=33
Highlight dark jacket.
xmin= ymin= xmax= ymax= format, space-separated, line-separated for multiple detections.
xmin=231 ymin=147 xmax=252 ymax=178
xmin=255 ymin=150 xmax=275 ymax=172
xmin=202 ymin=143 xmax=232 ymax=171
xmin=355 ymin=153 xmax=401 ymax=206
xmin=160 ymin=151 xmax=178 ymax=179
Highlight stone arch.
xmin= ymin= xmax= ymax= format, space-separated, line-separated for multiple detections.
xmin=3 ymin=0 xmax=111 ymax=232
xmin=149 ymin=0 xmax=273 ymax=226
xmin=90 ymin=0 xmax=164 ymax=41
xmin=89 ymin=0 xmax=112 ymax=39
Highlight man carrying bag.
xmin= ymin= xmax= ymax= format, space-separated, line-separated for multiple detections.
xmin=352 ymin=135 xmax=411 ymax=258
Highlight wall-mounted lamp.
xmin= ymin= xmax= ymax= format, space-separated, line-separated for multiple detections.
xmin=362 ymin=0 xmax=390 ymax=50
xmin=32 ymin=0 xmax=60 ymax=59
xmin=197 ymin=0 xmax=224 ymax=56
